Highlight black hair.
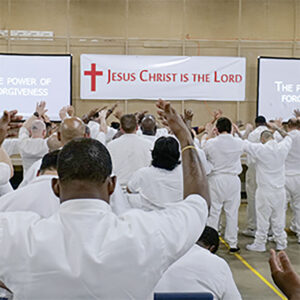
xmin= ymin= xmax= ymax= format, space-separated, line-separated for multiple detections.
xmin=151 ymin=136 xmax=180 ymax=171
xmin=216 ymin=117 xmax=232 ymax=134
xmin=120 ymin=114 xmax=137 ymax=133
xmin=111 ymin=122 xmax=120 ymax=130
xmin=255 ymin=115 xmax=266 ymax=125
xmin=57 ymin=138 xmax=112 ymax=183
xmin=198 ymin=226 xmax=219 ymax=254
xmin=39 ymin=150 xmax=60 ymax=172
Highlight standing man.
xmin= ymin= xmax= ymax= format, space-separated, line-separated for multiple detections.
xmin=284 ymin=118 xmax=300 ymax=242
xmin=243 ymin=115 xmax=268 ymax=237
xmin=107 ymin=114 xmax=153 ymax=187
xmin=244 ymin=128 xmax=292 ymax=252
xmin=203 ymin=117 xmax=245 ymax=253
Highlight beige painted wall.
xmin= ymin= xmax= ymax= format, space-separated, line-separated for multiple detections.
xmin=0 ymin=0 xmax=298 ymax=126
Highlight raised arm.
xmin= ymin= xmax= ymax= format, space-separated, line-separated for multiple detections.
xmin=269 ymin=249 xmax=300 ymax=300
xmin=156 ymin=100 xmax=210 ymax=208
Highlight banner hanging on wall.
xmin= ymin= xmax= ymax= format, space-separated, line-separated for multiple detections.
xmin=80 ymin=54 xmax=246 ymax=101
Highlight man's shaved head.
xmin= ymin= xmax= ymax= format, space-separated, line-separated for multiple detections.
xmin=120 ymin=114 xmax=137 ymax=134
xmin=31 ymin=120 xmax=46 ymax=138
xmin=141 ymin=115 xmax=156 ymax=136
xmin=260 ymin=130 xmax=273 ymax=144
xmin=59 ymin=117 xmax=86 ymax=145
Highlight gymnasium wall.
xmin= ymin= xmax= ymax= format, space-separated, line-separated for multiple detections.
xmin=0 ymin=0 xmax=298 ymax=125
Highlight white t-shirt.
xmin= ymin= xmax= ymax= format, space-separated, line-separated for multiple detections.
xmin=107 ymin=134 xmax=152 ymax=186
xmin=128 ymin=165 xmax=183 ymax=211
xmin=203 ymin=134 xmax=244 ymax=176
xmin=155 ymin=245 xmax=241 ymax=300
xmin=243 ymin=137 xmax=292 ymax=189
xmin=0 ymin=194 xmax=208 ymax=300
xmin=0 ymin=175 xmax=60 ymax=217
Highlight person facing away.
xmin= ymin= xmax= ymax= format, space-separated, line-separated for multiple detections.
xmin=18 ymin=116 xmax=87 ymax=188
xmin=0 ymin=123 xmax=209 ymax=299
xmin=155 ymin=226 xmax=242 ymax=300
xmin=244 ymin=129 xmax=292 ymax=252
xmin=0 ymin=150 xmax=60 ymax=217
xmin=18 ymin=119 xmax=49 ymax=174
xmin=284 ymin=118 xmax=300 ymax=243
xmin=107 ymin=114 xmax=153 ymax=187
xmin=203 ymin=117 xmax=245 ymax=253
xmin=127 ymin=136 xmax=183 ymax=210
xmin=243 ymin=115 xmax=268 ymax=238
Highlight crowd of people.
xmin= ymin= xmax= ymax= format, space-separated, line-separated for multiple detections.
xmin=0 ymin=100 xmax=299 ymax=299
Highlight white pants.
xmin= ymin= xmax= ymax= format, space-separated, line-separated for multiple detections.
xmin=207 ymin=174 xmax=241 ymax=248
xmin=245 ymin=164 xmax=257 ymax=230
xmin=286 ymin=175 xmax=300 ymax=238
xmin=255 ymin=186 xmax=287 ymax=247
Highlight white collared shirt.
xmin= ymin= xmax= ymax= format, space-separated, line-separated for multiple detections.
xmin=243 ymin=137 xmax=292 ymax=189
xmin=155 ymin=245 xmax=241 ymax=300
xmin=0 ymin=175 xmax=59 ymax=217
xmin=0 ymin=194 xmax=208 ymax=300
xmin=107 ymin=133 xmax=153 ymax=186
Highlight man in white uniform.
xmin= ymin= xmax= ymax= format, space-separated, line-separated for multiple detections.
xmin=203 ymin=117 xmax=244 ymax=253
xmin=0 ymin=101 xmax=210 ymax=299
xmin=155 ymin=226 xmax=241 ymax=300
xmin=244 ymin=128 xmax=292 ymax=252
xmin=127 ymin=136 xmax=183 ymax=210
xmin=243 ymin=116 xmax=268 ymax=237
xmin=107 ymin=114 xmax=153 ymax=186
xmin=0 ymin=150 xmax=60 ymax=217
xmin=284 ymin=118 xmax=300 ymax=243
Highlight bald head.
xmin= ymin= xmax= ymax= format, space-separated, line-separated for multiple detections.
xmin=31 ymin=120 xmax=46 ymax=138
xmin=59 ymin=117 xmax=86 ymax=145
xmin=141 ymin=115 xmax=156 ymax=136
xmin=260 ymin=130 xmax=274 ymax=144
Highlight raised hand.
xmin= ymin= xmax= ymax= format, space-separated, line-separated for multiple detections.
xmin=59 ymin=106 xmax=68 ymax=121
xmin=106 ymin=103 xmax=118 ymax=119
xmin=293 ymin=109 xmax=300 ymax=118
xmin=67 ymin=106 xmax=75 ymax=117
xmin=156 ymin=99 xmax=190 ymax=143
xmin=269 ymin=249 xmax=300 ymax=300
xmin=36 ymin=101 xmax=48 ymax=117
xmin=0 ymin=110 xmax=22 ymax=145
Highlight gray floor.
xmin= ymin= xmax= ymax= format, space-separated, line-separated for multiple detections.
xmin=217 ymin=203 xmax=300 ymax=300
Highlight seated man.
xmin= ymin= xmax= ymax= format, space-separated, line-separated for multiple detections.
xmin=0 ymin=150 xmax=60 ymax=217
xmin=155 ymin=226 xmax=241 ymax=300
xmin=0 ymin=102 xmax=210 ymax=299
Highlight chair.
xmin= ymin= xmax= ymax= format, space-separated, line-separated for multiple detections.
xmin=154 ymin=292 xmax=214 ymax=300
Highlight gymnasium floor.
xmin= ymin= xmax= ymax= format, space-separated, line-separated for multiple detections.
xmin=218 ymin=203 xmax=299 ymax=300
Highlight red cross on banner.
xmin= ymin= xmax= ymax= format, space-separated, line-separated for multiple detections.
xmin=84 ymin=63 xmax=103 ymax=92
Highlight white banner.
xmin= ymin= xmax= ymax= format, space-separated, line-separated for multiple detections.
xmin=80 ymin=54 xmax=246 ymax=101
